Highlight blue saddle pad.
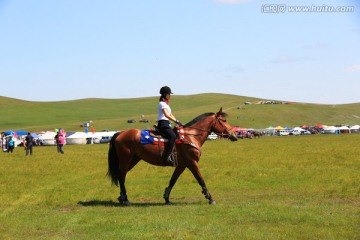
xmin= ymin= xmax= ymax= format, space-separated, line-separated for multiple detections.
xmin=140 ymin=130 xmax=155 ymax=145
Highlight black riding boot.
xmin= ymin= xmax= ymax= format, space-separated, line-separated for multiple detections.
xmin=162 ymin=149 xmax=174 ymax=164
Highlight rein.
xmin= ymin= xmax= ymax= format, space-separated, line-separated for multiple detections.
xmin=183 ymin=115 xmax=233 ymax=137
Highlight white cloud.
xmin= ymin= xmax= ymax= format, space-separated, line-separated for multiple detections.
xmin=212 ymin=0 xmax=254 ymax=4
xmin=345 ymin=64 xmax=360 ymax=72
xmin=303 ymin=42 xmax=327 ymax=50
xmin=225 ymin=66 xmax=244 ymax=73
xmin=270 ymin=55 xmax=313 ymax=64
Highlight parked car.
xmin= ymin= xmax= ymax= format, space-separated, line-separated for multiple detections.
xmin=207 ymin=132 xmax=218 ymax=140
xmin=277 ymin=130 xmax=290 ymax=136
xmin=100 ymin=136 xmax=112 ymax=143
xmin=139 ymin=119 xmax=150 ymax=123
xmin=289 ymin=130 xmax=301 ymax=135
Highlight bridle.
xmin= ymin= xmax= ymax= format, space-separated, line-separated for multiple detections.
xmin=212 ymin=116 xmax=235 ymax=136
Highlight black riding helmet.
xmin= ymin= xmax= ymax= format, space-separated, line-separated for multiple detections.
xmin=159 ymin=86 xmax=173 ymax=95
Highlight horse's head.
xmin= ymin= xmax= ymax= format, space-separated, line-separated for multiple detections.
xmin=212 ymin=107 xmax=238 ymax=141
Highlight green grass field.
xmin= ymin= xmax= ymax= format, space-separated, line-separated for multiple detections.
xmin=1 ymin=134 xmax=359 ymax=239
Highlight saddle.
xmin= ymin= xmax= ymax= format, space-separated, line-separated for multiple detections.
xmin=150 ymin=125 xmax=185 ymax=144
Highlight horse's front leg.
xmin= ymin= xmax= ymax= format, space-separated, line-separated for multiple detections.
xmin=201 ymin=186 xmax=215 ymax=205
xmin=163 ymin=166 xmax=186 ymax=205
xmin=188 ymin=161 xmax=216 ymax=204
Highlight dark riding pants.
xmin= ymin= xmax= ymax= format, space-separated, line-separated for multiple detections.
xmin=157 ymin=120 xmax=176 ymax=158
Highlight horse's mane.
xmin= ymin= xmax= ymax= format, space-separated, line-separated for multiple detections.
xmin=184 ymin=111 xmax=228 ymax=127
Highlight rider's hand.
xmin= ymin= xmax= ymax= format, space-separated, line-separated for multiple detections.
xmin=175 ymin=120 xmax=183 ymax=126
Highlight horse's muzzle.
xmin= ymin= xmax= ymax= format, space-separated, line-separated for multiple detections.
xmin=229 ymin=134 xmax=238 ymax=141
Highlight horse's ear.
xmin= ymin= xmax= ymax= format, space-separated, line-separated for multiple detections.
xmin=217 ymin=107 xmax=223 ymax=116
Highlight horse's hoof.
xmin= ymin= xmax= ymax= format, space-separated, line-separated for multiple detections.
xmin=118 ymin=197 xmax=131 ymax=206
xmin=209 ymin=200 xmax=216 ymax=205
xmin=165 ymin=201 xmax=172 ymax=205
xmin=121 ymin=201 xmax=131 ymax=206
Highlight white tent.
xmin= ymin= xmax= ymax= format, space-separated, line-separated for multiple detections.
xmin=38 ymin=131 xmax=56 ymax=145
xmin=338 ymin=126 xmax=350 ymax=134
xmin=66 ymin=132 xmax=88 ymax=145
xmin=350 ymin=125 xmax=360 ymax=133
xmin=92 ymin=131 xmax=117 ymax=138
xmin=292 ymin=127 xmax=305 ymax=132
xmin=323 ymin=126 xmax=338 ymax=134
xmin=66 ymin=131 xmax=117 ymax=145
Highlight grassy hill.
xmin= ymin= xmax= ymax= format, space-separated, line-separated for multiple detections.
xmin=1 ymin=94 xmax=360 ymax=132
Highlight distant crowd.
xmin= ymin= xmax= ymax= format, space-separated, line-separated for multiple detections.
xmin=1 ymin=130 xmax=66 ymax=155
xmin=1 ymin=132 xmax=34 ymax=155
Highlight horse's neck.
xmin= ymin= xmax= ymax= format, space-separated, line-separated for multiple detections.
xmin=186 ymin=117 xmax=214 ymax=145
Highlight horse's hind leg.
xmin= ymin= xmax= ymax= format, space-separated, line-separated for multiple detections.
xmin=119 ymin=156 xmax=141 ymax=205
xmin=117 ymin=154 xmax=134 ymax=206
xmin=118 ymin=169 xmax=131 ymax=206
xmin=163 ymin=166 xmax=186 ymax=205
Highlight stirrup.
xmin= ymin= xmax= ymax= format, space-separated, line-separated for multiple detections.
xmin=162 ymin=155 xmax=175 ymax=166
xmin=165 ymin=155 xmax=174 ymax=163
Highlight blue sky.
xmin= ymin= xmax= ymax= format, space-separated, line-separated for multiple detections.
xmin=0 ymin=0 xmax=359 ymax=104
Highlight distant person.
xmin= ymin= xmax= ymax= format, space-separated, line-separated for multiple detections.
xmin=25 ymin=132 xmax=34 ymax=156
xmin=57 ymin=132 xmax=65 ymax=154
xmin=22 ymin=137 xmax=27 ymax=152
xmin=54 ymin=131 xmax=60 ymax=153
xmin=2 ymin=136 xmax=7 ymax=152
xmin=7 ymin=136 xmax=15 ymax=153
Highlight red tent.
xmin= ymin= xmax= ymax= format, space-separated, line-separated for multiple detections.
xmin=231 ymin=126 xmax=247 ymax=132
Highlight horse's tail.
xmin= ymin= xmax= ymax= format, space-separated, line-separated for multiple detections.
xmin=107 ymin=131 xmax=122 ymax=186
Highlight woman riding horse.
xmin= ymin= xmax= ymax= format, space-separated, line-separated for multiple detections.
xmin=107 ymin=107 xmax=237 ymax=205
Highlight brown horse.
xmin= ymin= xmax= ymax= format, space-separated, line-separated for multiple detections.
xmin=107 ymin=108 xmax=238 ymax=205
